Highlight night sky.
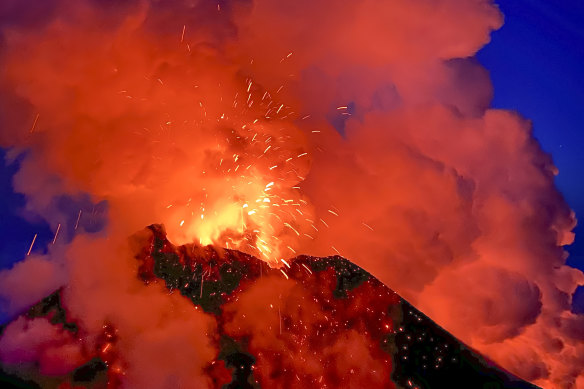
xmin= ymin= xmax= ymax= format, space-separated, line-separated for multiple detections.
xmin=477 ymin=0 xmax=584 ymax=312
xmin=0 ymin=0 xmax=583 ymax=314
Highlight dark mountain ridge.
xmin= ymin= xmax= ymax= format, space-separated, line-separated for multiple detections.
xmin=0 ymin=224 xmax=539 ymax=389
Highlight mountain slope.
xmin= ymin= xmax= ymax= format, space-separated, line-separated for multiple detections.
xmin=0 ymin=225 xmax=538 ymax=389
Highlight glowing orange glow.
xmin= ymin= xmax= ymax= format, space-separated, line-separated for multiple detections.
xmin=0 ymin=1 xmax=582 ymax=388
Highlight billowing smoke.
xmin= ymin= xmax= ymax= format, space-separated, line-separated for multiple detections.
xmin=0 ymin=0 xmax=583 ymax=387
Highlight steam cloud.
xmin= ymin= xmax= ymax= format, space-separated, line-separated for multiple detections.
xmin=0 ymin=0 xmax=583 ymax=387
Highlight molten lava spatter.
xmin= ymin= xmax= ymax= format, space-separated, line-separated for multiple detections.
xmin=1 ymin=225 xmax=537 ymax=389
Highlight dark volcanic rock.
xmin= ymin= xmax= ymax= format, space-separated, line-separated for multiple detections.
xmin=0 ymin=224 xmax=538 ymax=389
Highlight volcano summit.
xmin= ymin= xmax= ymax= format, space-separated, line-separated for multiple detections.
xmin=1 ymin=225 xmax=537 ymax=389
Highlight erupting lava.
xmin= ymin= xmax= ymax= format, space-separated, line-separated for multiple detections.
xmin=158 ymin=85 xmax=316 ymax=266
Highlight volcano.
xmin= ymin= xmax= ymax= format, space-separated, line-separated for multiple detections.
xmin=0 ymin=225 xmax=538 ymax=389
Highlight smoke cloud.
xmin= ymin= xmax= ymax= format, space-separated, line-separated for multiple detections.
xmin=0 ymin=0 xmax=583 ymax=387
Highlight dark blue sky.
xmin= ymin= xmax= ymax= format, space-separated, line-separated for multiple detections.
xmin=0 ymin=150 xmax=53 ymax=268
xmin=477 ymin=0 xmax=584 ymax=311
xmin=1 ymin=0 xmax=583 ymax=308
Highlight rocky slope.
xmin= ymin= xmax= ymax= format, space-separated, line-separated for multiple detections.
xmin=0 ymin=225 xmax=538 ymax=389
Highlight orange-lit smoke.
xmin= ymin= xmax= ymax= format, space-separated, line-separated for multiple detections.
xmin=0 ymin=0 xmax=583 ymax=387
xmin=0 ymin=0 xmax=314 ymax=266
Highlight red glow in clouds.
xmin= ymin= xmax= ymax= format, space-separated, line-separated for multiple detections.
xmin=0 ymin=0 xmax=583 ymax=388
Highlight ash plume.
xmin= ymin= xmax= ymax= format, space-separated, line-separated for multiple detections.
xmin=0 ymin=0 xmax=582 ymax=387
